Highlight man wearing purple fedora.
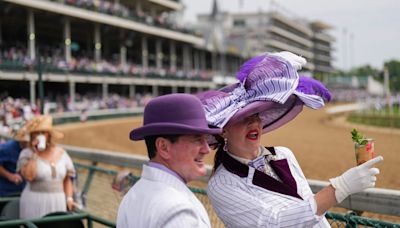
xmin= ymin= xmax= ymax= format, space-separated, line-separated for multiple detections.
xmin=117 ymin=93 xmax=221 ymax=228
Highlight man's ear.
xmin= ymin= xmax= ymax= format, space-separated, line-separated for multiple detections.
xmin=155 ymin=137 xmax=171 ymax=160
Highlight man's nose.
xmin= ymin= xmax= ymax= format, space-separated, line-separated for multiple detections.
xmin=201 ymin=139 xmax=211 ymax=154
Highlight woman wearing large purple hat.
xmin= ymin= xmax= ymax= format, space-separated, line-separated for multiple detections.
xmin=197 ymin=52 xmax=383 ymax=227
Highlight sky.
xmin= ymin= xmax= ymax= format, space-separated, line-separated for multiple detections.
xmin=181 ymin=0 xmax=400 ymax=71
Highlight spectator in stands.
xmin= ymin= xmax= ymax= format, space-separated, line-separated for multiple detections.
xmin=17 ymin=115 xmax=77 ymax=219
xmin=0 ymin=126 xmax=29 ymax=197
xmin=79 ymin=109 xmax=88 ymax=122
xmin=0 ymin=114 xmax=10 ymax=139
xmin=197 ymin=52 xmax=383 ymax=227
xmin=1 ymin=46 xmax=211 ymax=80
xmin=117 ymin=94 xmax=221 ymax=228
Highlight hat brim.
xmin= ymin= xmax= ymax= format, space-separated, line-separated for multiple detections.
xmin=130 ymin=123 xmax=222 ymax=141
xmin=226 ymin=95 xmax=304 ymax=133
xmin=51 ymin=130 xmax=64 ymax=139
xmin=13 ymin=133 xmax=29 ymax=142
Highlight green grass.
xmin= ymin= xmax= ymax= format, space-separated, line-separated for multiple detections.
xmin=348 ymin=108 xmax=400 ymax=128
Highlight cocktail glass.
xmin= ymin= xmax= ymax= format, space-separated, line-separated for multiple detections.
xmin=354 ymin=139 xmax=375 ymax=165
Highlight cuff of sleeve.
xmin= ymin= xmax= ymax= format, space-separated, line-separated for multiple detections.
xmin=67 ymin=170 xmax=76 ymax=177
xmin=329 ymin=177 xmax=347 ymax=203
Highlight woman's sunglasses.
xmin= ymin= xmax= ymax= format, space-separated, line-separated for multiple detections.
xmin=207 ymin=135 xmax=221 ymax=150
xmin=208 ymin=142 xmax=220 ymax=150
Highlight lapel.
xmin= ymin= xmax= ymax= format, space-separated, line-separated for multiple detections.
xmin=267 ymin=147 xmax=299 ymax=194
xmin=221 ymin=148 xmax=303 ymax=200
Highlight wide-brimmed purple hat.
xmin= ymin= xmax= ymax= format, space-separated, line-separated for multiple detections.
xmin=130 ymin=93 xmax=222 ymax=140
xmin=196 ymin=51 xmax=332 ymax=133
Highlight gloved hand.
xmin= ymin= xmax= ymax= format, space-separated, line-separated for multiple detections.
xmin=329 ymin=156 xmax=383 ymax=203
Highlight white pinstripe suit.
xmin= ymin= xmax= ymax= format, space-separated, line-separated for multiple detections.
xmin=117 ymin=165 xmax=211 ymax=228
xmin=207 ymin=146 xmax=331 ymax=228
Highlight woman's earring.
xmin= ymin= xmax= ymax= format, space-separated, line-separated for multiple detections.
xmin=223 ymin=138 xmax=228 ymax=152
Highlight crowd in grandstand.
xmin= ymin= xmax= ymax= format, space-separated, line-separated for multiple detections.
xmin=328 ymin=88 xmax=372 ymax=102
xmin=0 ymin=47 xmax=213 ymax=80
xmin=0 ymin=93 xmax=153 ymax=136
xmin=62 ymin=0 xmax=196 ymax=35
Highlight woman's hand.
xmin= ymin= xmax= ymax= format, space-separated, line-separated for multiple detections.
xmin=31 ymin=138 xmax=42 ymax=154
xmin=329 ymin=156 xmax=383 ymax=203
xmin=20 ymin=153 xmax=38 ymax=182
xmin=66 ymin=197 xmax=79 ymax=211
xmin=7 ymin=173 xmax=23 ymax=185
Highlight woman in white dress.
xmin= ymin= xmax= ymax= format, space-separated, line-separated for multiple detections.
xmin=17 ymin=115 xmax=77 ymax=219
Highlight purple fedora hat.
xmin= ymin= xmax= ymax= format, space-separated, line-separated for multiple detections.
xmin=130 ymin=93 xmax=222 ymax=140
xmin=196 ymin=51 xmax=332 ymax=133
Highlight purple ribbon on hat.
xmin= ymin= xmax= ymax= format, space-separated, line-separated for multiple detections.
xmin=199 ymin=52 xmax=331 ymax=129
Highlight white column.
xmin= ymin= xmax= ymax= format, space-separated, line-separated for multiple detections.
xmin=30 ymin=80 xmax=36 ymax=106
xmin=129 ymin=84 xmax=136 ymax=98
xmin=182 ymin=45 xmax=186 ymax=71
xmin=220 ymin=53 xmax=226 ymax=75
xmin=201 ymin=50 xmax=206 ymax=70
xmin=384 ymin=67 xmax=390 ymax=97
xmin=136 ymin=2 xmax=142 ymax=13
xmin=152 ymin=85 xmax=158 ymax=97
xmin=102 ymin=83 xmax=108 ymax=100
xmin=169 ymin=40 xmax=176 ymax=71
xmin=187 ymin=46 xmax=192 ymax=70
xmin=172 ymin=86 xmax=178 ymax=94
xmin=156 ymin=39 xmax=162 ymax=69
xmin=0 ymin=19 xmax=3 ymax=45
xmin=64 ymin=18 xmax=71 ymax=63
xmin=141 ymin=36 xmax=148 ymax=69
xmin=182 ymin=45 xmax=189 ymax=71
xmin=94 ymin=24 xmax=101 ymax=62
xmin=27 ymin=10 xmax=36 ymax=61
xmin=212 ymin=52 xmax=217 ymax=72
xmin=120 ymin=45 xmax=127 ymax=69
xmin=150 ymin=7 xmax=157 ymax=18
xmin=194 ymin=49 xmax=200 ymax=71
xmin=184 ymin=86 xmax=191 ymax=94
xmin=69 ymin=80 xmax=75 ymax=107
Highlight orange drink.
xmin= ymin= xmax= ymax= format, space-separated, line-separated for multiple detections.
xmin=354 ymin=139 xmax=375 ymax=165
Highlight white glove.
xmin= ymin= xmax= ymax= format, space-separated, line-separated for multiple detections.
xmin=270 ymin=51 xmax=306 ymax=70
xmin=329 ymin=156 xmax=383 ymax=203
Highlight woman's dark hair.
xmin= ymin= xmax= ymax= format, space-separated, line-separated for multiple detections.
xmin=144 ymin=135 xmax=181 ymax=159
xmin=211 ymin=135 xmax=226 ymax=175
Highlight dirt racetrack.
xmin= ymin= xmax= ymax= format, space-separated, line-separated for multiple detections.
xmin=57 ymin=105 xmax=400 ymax=190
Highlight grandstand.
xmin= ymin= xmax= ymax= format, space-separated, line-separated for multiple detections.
xmin=197 ymin=1 xmax=335 ymax=76
xmin=0 ymin=0 xmax=244 ymax=107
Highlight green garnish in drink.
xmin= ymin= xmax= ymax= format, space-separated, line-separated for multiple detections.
xmin=351 ymin=129 xmax=369 ymax=145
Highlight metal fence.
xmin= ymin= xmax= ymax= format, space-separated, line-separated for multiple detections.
xmin=1 ymin=137 xmax=400 ymax=227
xmin=73 ymin=162 xmax=400 ymax=228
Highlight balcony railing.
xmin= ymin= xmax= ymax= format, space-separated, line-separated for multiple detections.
xmin=60 ymin=0 xmax=199 ymax=36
